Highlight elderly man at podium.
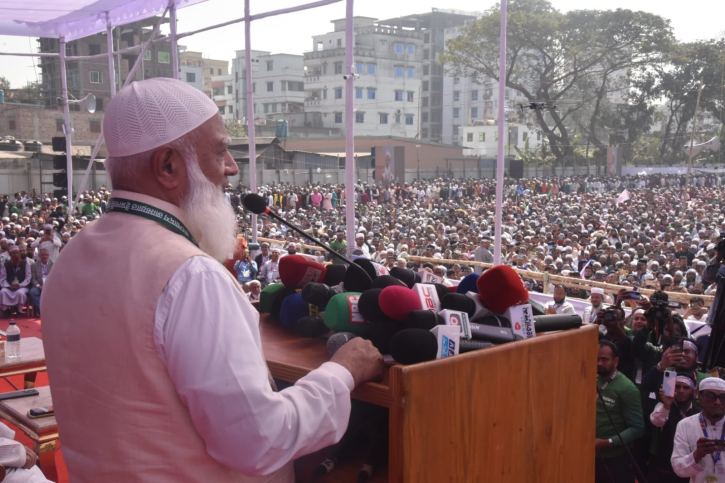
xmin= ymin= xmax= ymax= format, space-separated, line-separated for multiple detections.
xmin=42 ymin=78 xmax=383 ymax=482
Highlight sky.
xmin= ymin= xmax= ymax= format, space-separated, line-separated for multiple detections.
xmin=0 ymin=0 xmax=723 ymax=88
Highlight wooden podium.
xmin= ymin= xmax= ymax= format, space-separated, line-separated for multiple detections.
xmin=260 ymin=317 xmax=598 ymax=482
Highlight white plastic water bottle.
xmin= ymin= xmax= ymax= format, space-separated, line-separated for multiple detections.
xmin=6 ymin=321 xmax=20 ymax=358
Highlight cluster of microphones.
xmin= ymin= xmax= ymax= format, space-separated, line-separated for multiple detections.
xmin=244 ymin=193 xmax=583 ymax=481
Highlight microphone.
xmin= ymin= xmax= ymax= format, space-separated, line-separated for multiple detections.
xmin=243 ymin=193 xmax=354 ymax=265
xmin=389 ymin=328 xmax=438 ymax=364
xmin=280 ymin=293 xmax=319 ymax=329
xmin=370 ymin=275 xmax=407 ymax=290
xmin=279 ymin=255 xmax=327 ymax=288
xmin=327 ymin=332 xmax=357 ymax=355
xmin=469 ymin=317 xmax=516 ymax=343
xmin=323 ymin=264 xmax=347 ymax=287
xmin=355 ymin=259 xmax=389 ymax=280
xmin=455 ymin=272 xmax=480 ymax=294
xmin=412 ymin=283 xmax=442 ymax=313
xmin=459 ymin=339 xmax=495 ymax=353
xmin=533 ymin=314 xmax=582 ymax=332
xmin=379 ymin=285 xmax=422 ymax=321
xmin=476 ymin=265 xmax=529 ymax=314
xmin=440 ymin=293 xmax=476 ymax=317
xmin=259 ymin=283 xmax=285 ymax=314
xmin=405 ymin=310 xmax=444 ymax=331
xmin=296 ymin=315 xmax=329 ymax=338
xmin=389 ymin=267 xmax=421 ymax=289
xmin=301 ymin=282 xmax=337 ymax=308
xmin=358 ymin=289 xmax=398 ymax=326
xmin=344 ymin=263 xmax=373 ymax=293
xmin=324 ymin=292 xmax=371 ymax=336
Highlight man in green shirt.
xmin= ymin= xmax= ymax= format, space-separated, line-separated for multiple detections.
xmin=596 ymin=340 xmax=645 ymax=483
xmin=329 ymin=231 xmax=347 ymax=265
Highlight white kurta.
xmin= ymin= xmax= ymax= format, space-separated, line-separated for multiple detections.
xmin=0 ymin=423 xmax=51 ymax=483
xmin=0 ymin=262 xmax=31 ymax=309
xmin=672 ymin=412 xmax=725 ymax=482
xmin=153 ymin=256 xmax=354 ymax=475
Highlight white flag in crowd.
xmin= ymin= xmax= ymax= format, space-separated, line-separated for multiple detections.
xmin=616 ymin=189 xmax=631 ymax=206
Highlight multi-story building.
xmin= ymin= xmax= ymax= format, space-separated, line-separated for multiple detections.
xmin=37 ymin=17 xmax=173 ymax=111
xmin=378 ymin=9 xmax=476 ymax=143
xmin=211 ymin=74 xmax=235 ymax=122
xmin=232 ymin=51 xmax=305 ymax=124
xmin=303 ymin=17 xmax=423 ymax=139
xmin=179 ymin=49 xmax=229 ymax=96
xmin=460 ymin=122 xmax=542 ymax=158
xmin=180 ymin=65 xmax=204 ymax=92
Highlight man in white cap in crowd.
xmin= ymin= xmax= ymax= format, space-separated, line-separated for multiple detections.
xmin=672 ymin=377 xmax=725 ymax=482
xmin=0 ymin=245 xmax=31 ymax=316
xmin=42 ymin=78 xmax=383 ymax=482
xmin=583 ymin=287 xmax=606 ymax=324
xmin=30 ymin=224 xmax=61 ymax=263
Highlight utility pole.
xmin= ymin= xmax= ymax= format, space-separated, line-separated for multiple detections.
xmin=684 ymin=85 xmax=704 ymax=200
xmin=416 ymin=144 xmax=421 ymax=180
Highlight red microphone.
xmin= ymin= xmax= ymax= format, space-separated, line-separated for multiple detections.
xmin=279 ymin=255 xmax=327 ymax=288
xmin=379 ymin=286 xmax=422 ymax=322
xmin=476 ymin=265 xmax=529 ymax=314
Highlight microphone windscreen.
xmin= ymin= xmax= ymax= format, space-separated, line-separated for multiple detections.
xmin=405 ymin=310 xmax=444 ymax=331
xmin=371 ymin=275 xmax=407 ymax=290
xmin=476 ymin=265 xmax=529 ymax=313
xmin=441 ymin=293 xmax=476 ymax=317
xmin=368 ymin=321 xmax=402 ymax=355
xmin=533 ymin=314 xmax=582 ymax=332
xmin=459 ymin=339 xmax=495 ymax=353
xmin=280 ymin=292 xmax=318 ymax=329
xmin=327 ymin=332 xmax=357 ymax=355
xmin=529 ymin=298 xmax=547 ymax=316
xmin=390 ymin=329 xmax=438 ymax=364
xmin=432 ymin=283 xmax=451 ymax=302
xmin=355 ymin=259 xmax=389 ymax=280
xmin=456 ymin=273 xmax=480 ymax=294
xmin=301 ymin=282 xmax=335 ymax=308
xmin=271 ymin=286 xmax=299 ymax=320
xmin=323 ymin=292 xmax=370 ymax=336
xmin=259 ymin=283 xmax=285 ymax=313
xmin=343 ymin=262 xmax=372 ymax=292
xmin=279 ymin=255 xmax=327 ymax=288
xmin=296 ymin=316 xmax=329 ymax=338
xmin=358 ymin=289 xmax=397 ymax=325
xmin=323 ymin=264 xmax=347 ymax=287
xmin=379 ymin=286 xmax=422 ymax=321
xmin=242 ymin=193 xmax=268 ymax=215
xmin=389 ymin=267 xmax=418 ymax=289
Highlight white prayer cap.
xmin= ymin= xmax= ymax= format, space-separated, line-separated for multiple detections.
xmin=6 ymin=240 xmax=15 ymax=245
xmin=591 ymin=287 xmax=604 ymax=295
xmin=43 ymin=224 xmax=52 ymax=229
xmin=104 ymin=78 xmax=219 ymax=157
xmin=700 ymin=378 xmax=725 ymax=392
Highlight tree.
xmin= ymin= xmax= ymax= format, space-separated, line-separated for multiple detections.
xmin=441 ymin=0 xmax=674 ymax=171
xmin=225 ymin=120 xmax=246 ymax=138
xmin=0 ymin=77 xmax=9 ymax=91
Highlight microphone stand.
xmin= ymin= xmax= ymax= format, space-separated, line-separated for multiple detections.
xmin=704 ymin=271 xmax=725 ymax=371
xmin=253 ymin=207 xmax=355 ymax=266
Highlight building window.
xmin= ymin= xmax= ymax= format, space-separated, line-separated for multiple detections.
xmin=523 ymin=132 xmax=528 ymax=141
xmin=219 ymin=106 xmax=226 ymax=115
xmin=218 ymin=69 xmax=222 ymax=75
xmin=266 ymin=61 xmax=274 ymax=71
xmin=467 ymin=133 xmax=473 ymax=142
xmin=322 ymin=63 xmax=328 ymax=75
xmin=479 ymin=133 xmax=485 ymax=142
xmin=394 ymin=91 xmax=403 ymax=101
xmin=89 ymin=71 xmax=103 ymax=84
xmin=281 ymin=81 xmax=287 ymax=91
xmin=453 ymin=125 xmax=460 ymax=135
xmin=424 ymin=33 xmax=430 ymax=43
xmin=335 ymin=88 xmax=343 ymax=99
xmin=227 ymin=85 xmax=232 ymax=94
xmin=453 ymin=108 xmax=460 ymax=118
xmin=229 ymin=105 xmax=233 ymax=113
xmin=423 ymin=49 xmax=429 ymax=60
xmin=471 ymin=107 xmax=478 ymax=118
xmin=355 ymin=87 xmax=363 ymax=99
xmin=186 ymin=72 xmax=196 ymax=82
xmin=395 ymin=113 xmax=401 ymax=123
xmin=471 ymin=90 xmax=478 ymax=101
xmin=423 ymin=65 xmax=429 ymax=75
xmin=267 ymin=82 xmax=274 ymax=92
xmin=454 ymin=77 xmax=460 ymax=85
xmin=407 ymin=67 xmax=414 ymax=78
xmin=336 ymin=38 xmax=342 ymax=47
xmin=335 ymin=62 xmax=343 ymax=74
xmin=422 ymin=97 xmax=429 ymax=107
xmin=90 ymin=120 xmax=101 ymax=133
xmin=367 ymin=88 xmax=376 ymax=100
xmin=158 ymin=51 xmax=170 ymax=63
xmin=335 ymin=112 xmax=343 ymax=123
xmin=394 ymin=43 xmax=404 ymax=54
xmin=422 ymin=81 xmax=429 ymax=92
xmin=537 ymin=131 xmax=542 ymax=140
xmin=453 ymin=91 xmax=460 ymax=102
xmin=144 ymin=50 xmax=151 ymax=61
xmin=264 ymin=104 xmax=269 ymax=114
xmin=422 ymin=128 xmax=428 ymax=139
xmin=355 ymin=63 xmax=364 ymax=74
xmin=405 ymin=114 xmax=414 ymax=125
xmin=96 ymin=98 xmax=104 ymax=111
xmin=355 ymin=112 xmax=365 ymax=123
xmin=367 ymin=64 xmax=376 ymax=75
xmin=394 ymin=66 xmax=404 ymax=78
xmin=210 ymin=68 xmax=214 ymax=75
xmin=379 ymin=113 xmax=388 ymax=124
xmin=56 ymin=119 xmax=64 ymax=132
xmin=407 ymin=44 xmax=415 ymax=55
xmin=380 ymin=40 xmax=387 ymax=47
xmin=407 ymin=91 xmax=414 ymax=102
xmin=89 ymin=44 xmax=101 ymax=56
xmin=422 ymin=112 xmax=428 ymax=122
xmin=8 ymin=120 xmax=16 ymax=130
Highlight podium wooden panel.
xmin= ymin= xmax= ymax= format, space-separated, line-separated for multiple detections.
xmin=260 ymin=317 xmax=598 ymax=482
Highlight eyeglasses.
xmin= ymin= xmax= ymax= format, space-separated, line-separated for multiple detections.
xmin=701 ymin=392 xmax=725 ymax=404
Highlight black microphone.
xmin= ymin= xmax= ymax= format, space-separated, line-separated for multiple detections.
xmin=327 ymin=332 xmax=357 ymax=355
xmin=296 ymin=316 xmax=330 ymax=338
xmin=243 ymin=193 xmax=354 ymax=265
xmin=533 ymin=314 xmax=582 ymax=332
xmin=389 ymin=329 xmax=438 ymax=364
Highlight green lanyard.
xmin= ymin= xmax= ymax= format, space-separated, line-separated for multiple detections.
xmin=107 ymin=198 xmax=198 ymax=247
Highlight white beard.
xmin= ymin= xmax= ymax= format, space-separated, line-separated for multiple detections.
xmin=181 ymin=158 xmax=238 ymax=263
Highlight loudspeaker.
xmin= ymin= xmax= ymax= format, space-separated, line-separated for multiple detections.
xmin=52 ymin=136 xmax=66 ymax=153
xmin=52 ymin=155 xmax=66 ymax=170
xmin=509 ymin=159 xmax=524 ymax=179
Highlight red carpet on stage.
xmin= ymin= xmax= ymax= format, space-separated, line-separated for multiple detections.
xmin=0 ymin=318 xmax=69 ymax=483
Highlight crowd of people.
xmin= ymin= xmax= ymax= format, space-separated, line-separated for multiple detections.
xmin=4 ymin=169 xmax=725 ymax=482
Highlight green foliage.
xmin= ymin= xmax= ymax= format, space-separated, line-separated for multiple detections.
xmin=0 ymin=77 xmax=9 ymax=91
xmin=225 ymin=120 xmax=246 ymax=138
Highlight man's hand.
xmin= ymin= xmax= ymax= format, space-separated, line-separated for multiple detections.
xmin=36 ymin=285 xmax=42 ymax=291
xmin=330 ymin=338 xmax=384 ymax=387
xmin=694 ymin=437 xmax=720 ymax=463
xmin=545 ymin=306 xmax=557 ymax=315
xmin=10 ymin=283 xmax=19 ymax=291
xmin=660 ymin=346 xmax=685 ymax=369
xmin=22 ymin=445 xmax=37 ymax=469
xmin=594 ymin=438 xmax=611 ymax=450
xmin=659 ymin=387 xmax=674 ymax=409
